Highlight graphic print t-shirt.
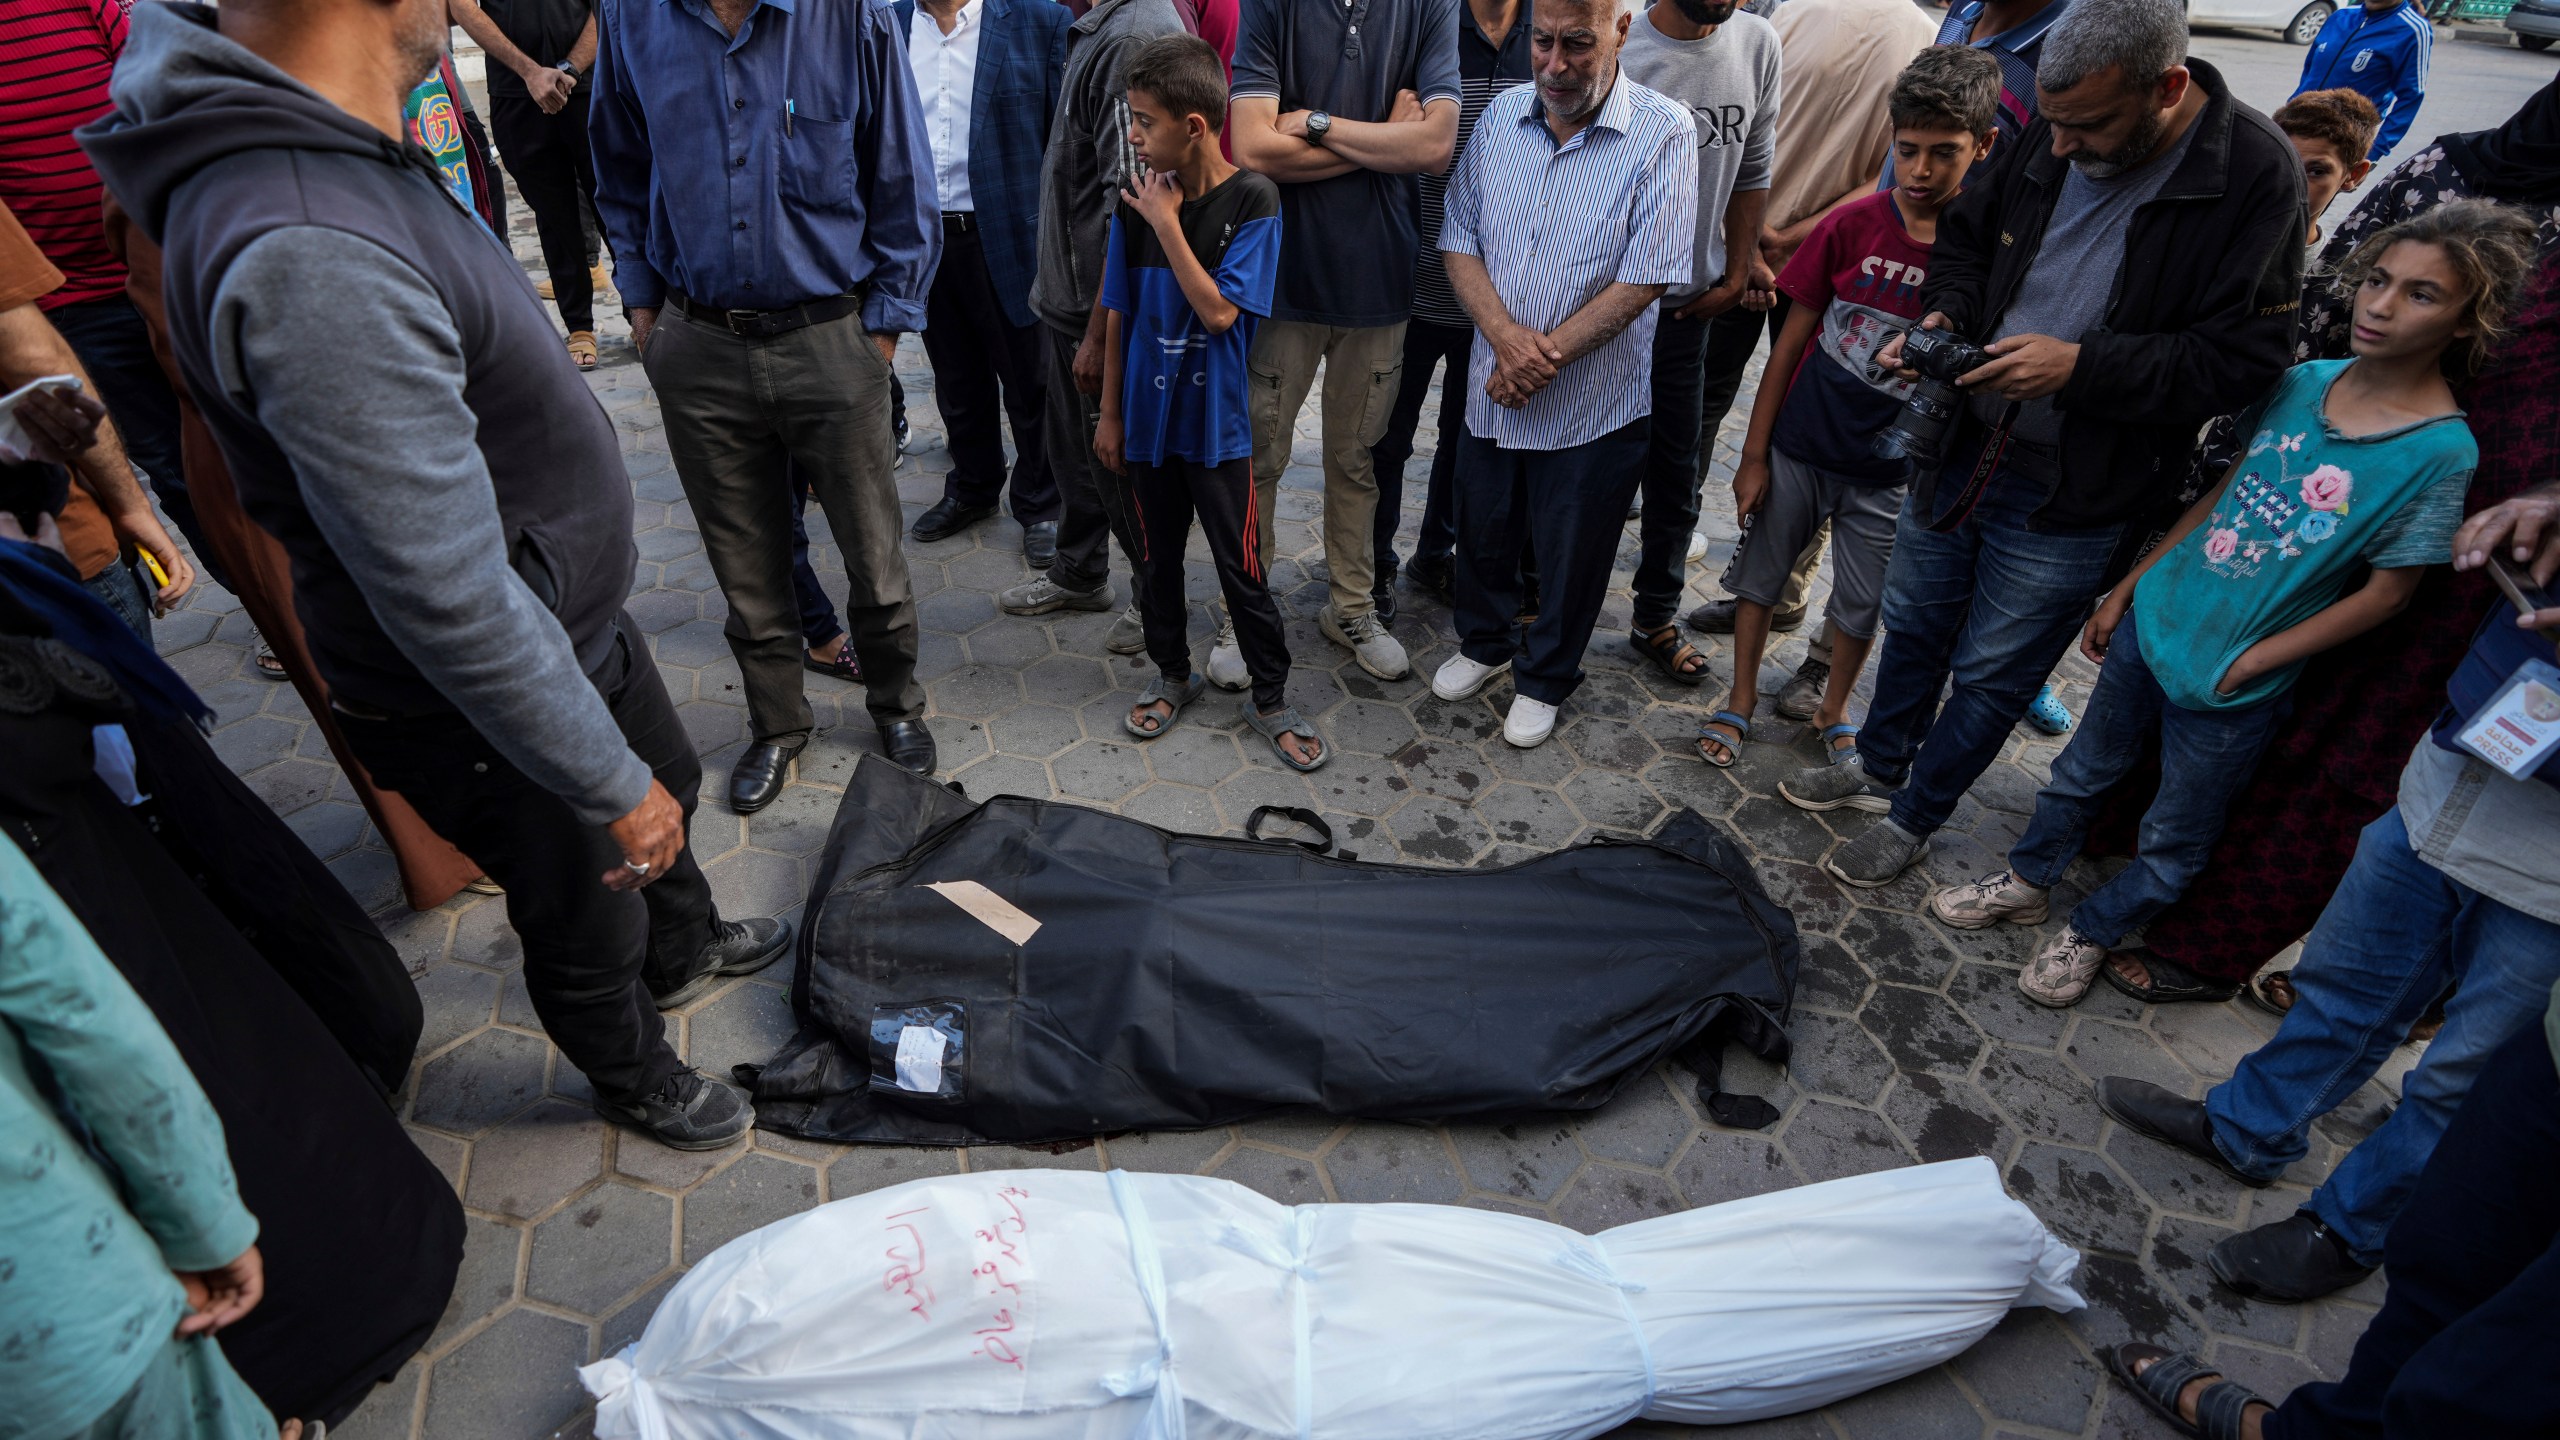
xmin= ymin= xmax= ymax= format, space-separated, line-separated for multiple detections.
xmin=1100 ymin=169 xmax=1281 ymax=466
xmin=1769 ymin=192 xmax=1931 ymax=485
xmin=2133 ymin=359 xmax=2475 ymax=712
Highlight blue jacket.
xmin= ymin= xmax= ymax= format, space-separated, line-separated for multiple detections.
xmin=894 ymin=0 xmax=1070 ymax=329
xmin=2295 ymin=0 xmax=2432 ymax=160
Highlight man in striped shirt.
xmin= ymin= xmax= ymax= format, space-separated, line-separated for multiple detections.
xmin=0 ymin=0 xmax=217 ymax=615
xmin=1429 ymin=0 xmax=1697 ymax=749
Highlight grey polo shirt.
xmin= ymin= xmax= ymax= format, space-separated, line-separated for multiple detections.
xmin=1230 ymin=0 xmax=1462 ymax=328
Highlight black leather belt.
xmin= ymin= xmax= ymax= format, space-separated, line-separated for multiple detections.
xmin=668 ymin=285 xmax=868 ymax=340
xmin=943 ymin=211 xmax=976 ymax=233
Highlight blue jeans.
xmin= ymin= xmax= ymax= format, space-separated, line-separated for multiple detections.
xmin=1860 ymin=478 xmax=2124 ymax=838
xmin=2206 ymin=806 xmax=2560 ymax=1265
xmin=2007 ymin=611 xmax=2286 ymax=945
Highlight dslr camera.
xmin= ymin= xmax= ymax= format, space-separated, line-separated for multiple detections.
xmin=1871 ymin=326 xmax=1989 ymax=468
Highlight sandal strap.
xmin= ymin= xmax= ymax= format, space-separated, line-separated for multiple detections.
xmin=1248 ymin=704 xmax=1315 ymax=739
xmin=2130 ymin=1349 xmax=2218 ymax=1416
xmin=1635 ymin=624 xmax=1706 ymax=667
xmin=2194 ymin=1379 xmax=2266 ymax=1440
xmin=1138 ymin=674 xmax=1202 ymax=706
xmin=1703 ymin=709 xmax=1751 ymax=737
xmin=1821 ymin=723 xmax=1859 ymax=740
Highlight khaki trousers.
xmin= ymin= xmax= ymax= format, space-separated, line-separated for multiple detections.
xmin=1246 ymin=319 xmax=1405 ymax=620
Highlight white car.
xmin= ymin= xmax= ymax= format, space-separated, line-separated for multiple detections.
xmin=2189 ymin=0 xmax=2338 ymax=44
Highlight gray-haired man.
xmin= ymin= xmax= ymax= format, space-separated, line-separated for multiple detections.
xmin=1777 ymin=0 xmax=2303 ymax=900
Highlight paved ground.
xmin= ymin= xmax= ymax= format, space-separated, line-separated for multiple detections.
xmin=149 ymin=26 xmax=2514 ymax=1440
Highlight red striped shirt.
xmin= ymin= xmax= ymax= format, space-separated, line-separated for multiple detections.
xmin=0 ymin=0 xmax=130 ymax=310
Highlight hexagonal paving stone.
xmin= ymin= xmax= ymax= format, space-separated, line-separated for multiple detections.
xmin=1671 ymin=1128 xmax=1802 ymax=1207
xmin=1880 ymin=1072 xmax=2018 ymax=1168
xmin=1550 ymin=1165 xmax=1684 ymax=1234
xmin=1777 ymin=1099 xmax=1914 ymax=1183
xmin=422 ymin=1306 xmax=593 ymax=1439
xmin=1385 ymin=793 xmax=1489 ymax=865
xmin=411 ymin=1027 xmax=551 ymax=1135
xmin=2008 ymin=1142 xmax=2149 ymax=1257
xmin=432 ymin=1213 xmax=525 ymax=1350
xmin=1449 ymin=1119 xmax=1584 ymax=1202
xmin=687 ymin=979 xmax=797 ymax=1078
xmin=682 ymin=1151 xmax=824 ymax=1263
xmin=1824 ymin=1364 xmax=1986 ymax=1440
xmin=1144 ymin=726 xmax=1244 ymax=788
xmin=1951 ymin=1309 xmax=2103 ymax=1432
xmin=1576 ymin=1068 xmax=1696 ymax=1168
xmin=1215 ymin=1144 xmax=1329 ymax=1204
xmin=1102 ymin=1128 xmax=1234 ymax=1175
xmin=1856 ymin=984 xmax=1988 ymax=1079
xmin=526 ymin=1180 xmax=674 ymax=1315
xmin=988 ymin=703 xmax=1083 ymax=759
xmin=1835 ymin=908 xmax=1966 ymax=989
xmin=413 ymin=962 xmax=502 ymax=1058
xmin=2063 ymin=1017 xmax=2196 ymax=1095
xmin=1782 ymin=1010 xmax=1896 ymax=1106
xmin=1054 ymin=738 xmax=1151 ymax=802
xmin=1323 ymin=1122 xmax=1463 ymax=1203
xmin=1563 ymin=769 xmax=1665 ymax=833
xmin=825 ymin=1145 xmax=963 ymax=1199
xmin=1474 ymin=781 xmax=1580 ymax=851
xmin=1978 ymin=1046 xmax=2111 ymax=1146
xmin=464 ymin=1098 xmax=609 ymax=1220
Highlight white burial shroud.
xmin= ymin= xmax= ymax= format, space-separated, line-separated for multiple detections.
xmin=582 ymin=1155 xmax=2085 ymax=1440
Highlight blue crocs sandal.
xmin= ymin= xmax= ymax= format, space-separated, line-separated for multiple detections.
xmin=1819 ymin=723 xmax=1860 ymax=765
xmin=1695 ymin=709 xmax=1751 ymax=768
xmin=2024 ymin=683 xmax=2075 ymax=735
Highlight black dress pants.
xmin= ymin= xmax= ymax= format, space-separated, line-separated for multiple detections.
xmin=923 ymin=217 xmax=1056 ymax=523
xmin=1630 ymin=308 xmax=1712 ymax=631
xmin=1367 ymin=315 xmax=1472 ymax=585
xmin=337 ymin=613 xmax=716 ymax=1103
xmin=491 ymin=89 xmax=598 ymax=333
xmin=1451 ymin=417 xmax=1650 ymax=707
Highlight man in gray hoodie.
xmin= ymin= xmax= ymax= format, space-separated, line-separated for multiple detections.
xmin=83 ymin=0 xmax=788 ymax=1152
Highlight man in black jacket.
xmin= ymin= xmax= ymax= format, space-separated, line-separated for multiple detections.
xmin=1777 ymin=0 xmax=2303 ymax=890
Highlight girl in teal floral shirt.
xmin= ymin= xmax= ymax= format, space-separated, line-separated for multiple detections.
xmin=1925 ymin=201 xmax=2543 ymax=1008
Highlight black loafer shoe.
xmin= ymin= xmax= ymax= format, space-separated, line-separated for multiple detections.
xmin=879 ymin=719 xmax=937 ymax=775
xmin=597 ymin=1069 xmax=753 ymax=1151
xmin=1023 ymin=520 xmax=1059 ymax=568
xmin=2208 ymin=1211 xmax=2375 ymax=1303
xmin=2094 ymin=1076 xmax=2273 ymax=1188
xmin=912 ymin=497 xmax=994 ymax=543
xmin=728 ymin=739 xmax=804 ymax=814
xmin=653 ymin=916 xmax=793 ymax=1010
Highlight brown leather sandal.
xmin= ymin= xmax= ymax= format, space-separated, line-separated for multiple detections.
xmin=1631 ymin=623 xmax=1710 ymax=686
xmin=566 ymin=329 xmax=599 ymax=371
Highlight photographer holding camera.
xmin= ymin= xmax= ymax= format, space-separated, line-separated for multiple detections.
xmin=1778 ymin=0 xmax=2304 ymax=891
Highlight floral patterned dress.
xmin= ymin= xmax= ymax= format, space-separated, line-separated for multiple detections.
xmin=2091 ymin=146 xmax=2560 ymax=990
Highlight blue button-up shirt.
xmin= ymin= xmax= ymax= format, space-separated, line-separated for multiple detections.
xmin=590 ymin=0 xmax=941 ymax=331
xmin=1440 ymin=77 xmax=1696 ymax=451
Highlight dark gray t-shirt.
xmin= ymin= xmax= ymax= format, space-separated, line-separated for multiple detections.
xmin=1230 ymin=0 xmax=1462 ymax=328
xmin=1983 ymin=121 xmax=2199 ymax=443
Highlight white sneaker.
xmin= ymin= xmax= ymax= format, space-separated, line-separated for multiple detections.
xmin=1320 ymin=606 xmax=1411 ymax=680
xmin=1686 ymin=529 xmax=1707 ymax=564
xmin=1205 ymin=618 xmax=1250 ymax=691
xmin=1431 ymin=653 xmax=1510 ymax=701
xmin=1929 ymin=869 xmax=2051 ymax=929
xmin=1503 ymin=695 xmax=1559 ymax=748
xmin=2017 ymin=928 xmax=2108 ymax=1008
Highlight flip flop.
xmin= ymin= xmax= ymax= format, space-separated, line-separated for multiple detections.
xmin=1819 ymin=722 xmax=1860 ymax=765
xmin=1695 ymin=709 xmax=1750 ymax=768
xmin=1245 ymin=702 xmax=1328 ymax=772
xmin=1124 ymin=673 xmax=1207 ymax=740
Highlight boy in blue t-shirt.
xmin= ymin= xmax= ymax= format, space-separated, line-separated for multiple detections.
xmin=1931 ymin=201 xmax=2539 ymax=1009
xmin=1095 ymin=36 xmax=1323 ymax=771
xmin=1699 ymin=46 xmax=2002 ymax=772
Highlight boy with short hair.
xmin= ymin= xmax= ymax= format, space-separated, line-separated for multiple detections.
xmin=1695 ymin=45 xmax=2002 ymax=772
xmin=2273 ymin=88 xmax=2380 ymax=251
xmin=1095 ymin=35 xmax=1327 ymax=771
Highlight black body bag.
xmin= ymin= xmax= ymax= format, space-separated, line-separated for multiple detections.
xmin=744 ymin=759 xmax=1799 ymax=1145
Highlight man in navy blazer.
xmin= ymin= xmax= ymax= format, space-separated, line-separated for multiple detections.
xmin=896 ymin=0 xmax=1071 ymax=565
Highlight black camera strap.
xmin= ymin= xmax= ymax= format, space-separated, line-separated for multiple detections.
xmin=1926 ymin=400 xmax=2019 ymax=533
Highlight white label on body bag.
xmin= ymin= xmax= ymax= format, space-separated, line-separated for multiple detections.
xmin=2454 ymin=658 xmax=2560 ymax=781
xmin=894 ymin=1024 xmax=950 ymax=1093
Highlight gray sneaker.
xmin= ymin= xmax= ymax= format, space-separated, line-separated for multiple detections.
xmin=1778 ymin=756 xmax=1900 ymax=813
xmin=1774 ymin=656 xmax=1831 ymax=722
xmin=1928 ymin=869 xmax=2051 ymax=929
xmin=1826 ymin=819 xmax=1929 ymax=890
xmin=998 ymin=574 xmax=1113 ymax=616
xmin=1205 ymin=617 xmax=1250 ymax=691
xmin=596 ymin=1070 xmax=754 ymax=1151
xmin=1321 ymin=606 xmax=1411 ymax=680
xmin=1105 ymin=602 xmax=1148 ymax=655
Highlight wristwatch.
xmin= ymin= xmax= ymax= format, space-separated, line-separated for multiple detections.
xmin=555 ymin=59 xmax=579 ymax=76
xmin=1305 ymin=111 xmax=1332 ymax=146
